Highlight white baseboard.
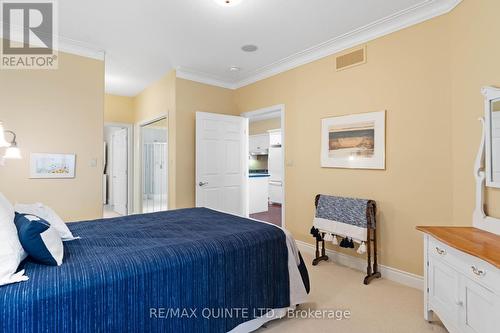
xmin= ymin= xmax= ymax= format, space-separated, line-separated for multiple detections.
xmin=296 ymin=240 xmax=424 ymax=291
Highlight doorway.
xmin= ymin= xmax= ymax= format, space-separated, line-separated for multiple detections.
xmin=103 ymin=123 xmax=133 ymax=218
xmin=140 ymin=117 xmax=168 ymax=213
xmin=242 ymin=105 xmax=285 ymax=227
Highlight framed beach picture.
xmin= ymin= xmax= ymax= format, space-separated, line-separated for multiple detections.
xmin=30 ymin=153 xmax=76 ymax=179
xmin=321 ymin=111 xmax=386 ymax=169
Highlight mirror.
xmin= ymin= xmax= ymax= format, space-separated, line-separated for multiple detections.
xmin=487 ymin=99 xmax=500 ymax=187
xmin=474 ymin=87 xmax=500 ymax=235
xmin=489 ymin=99 xmax=500 ymax=185
xmin=484 ymin=87 xmax=500 ymax=188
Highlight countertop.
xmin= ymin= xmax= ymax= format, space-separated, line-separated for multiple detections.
xmin=416 ymin=226 xmax=500 ymax=269
xmin=249 ymin=173 xmax=270 ymax=178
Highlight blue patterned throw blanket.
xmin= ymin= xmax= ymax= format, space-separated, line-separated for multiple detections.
xmin=313 ymin=195 xmax=376 ymax=242
xmin=0 ymin=208 xmax=299 ymax=333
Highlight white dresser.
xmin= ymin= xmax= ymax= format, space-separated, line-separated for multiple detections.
xmin=418 ymin=227 xmax=500 ymax=333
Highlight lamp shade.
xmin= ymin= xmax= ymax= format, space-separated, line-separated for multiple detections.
xmin=0 ymin=122 xmax=11 ymax=148
xmin=4 ymin=146 xmax=21 ymax=159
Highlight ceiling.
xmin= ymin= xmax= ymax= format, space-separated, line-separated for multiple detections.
xmin=56 ymin=0 xmax=460 ymax=96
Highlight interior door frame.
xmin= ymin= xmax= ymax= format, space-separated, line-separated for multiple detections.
xmin=138 ymin=114 xmax=169 ymax=213
xmin=104 ymin=122 xmax=134 ymax=215
xmin=241 ymin=104 xmax=286 ymax=228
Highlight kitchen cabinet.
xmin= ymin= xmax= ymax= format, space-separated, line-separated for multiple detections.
xmin=249 ymin=134 xmax=269 ymax=154
xmin=249 ymin=175 xmax=269 ymax=214
xmin=268 ymin=129 xmax=282 ymax=146
xmin=268 ymin=129 xmax=283 ymax=204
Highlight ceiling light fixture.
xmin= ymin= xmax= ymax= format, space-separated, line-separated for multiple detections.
xmin=241 ymin=44 xmax=258 ymax=52
xmin=229 ymin=66 xmax=241 ymax=72
xmin=214 ymin=0 xmax=242 ymax=7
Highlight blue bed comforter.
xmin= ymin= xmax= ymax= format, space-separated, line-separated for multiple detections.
xmin=0 ymin=208 xmax=294 ymax=333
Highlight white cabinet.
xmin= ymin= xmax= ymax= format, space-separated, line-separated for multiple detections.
xmin=268 ymin=129 xmax=282 ymax=146
xmin=268 ymin=181 xmax=282 ymax=204
xmin=268 ymin=129 xmax=283 ymax=205
xmin=249 ymin=134 xmax=269 ymax=154
xmin=461 ymin=277 xmax=497 ymax=333
xmin=249 ymin=176 xmax=269 ymax=214
xmin=428 ymin=256 xmax=461 ymax=329
xmin=423 ymin=235 xmax=500 ymax=333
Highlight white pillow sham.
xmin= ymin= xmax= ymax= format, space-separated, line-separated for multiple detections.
xmin=0 ymin=193 xmax=28 ymax=286
xmin=14 ymin=203 xmax=79 ymax=241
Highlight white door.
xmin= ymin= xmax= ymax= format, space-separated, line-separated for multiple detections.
xmin=196 ymin=112 xmax=248 ymax=216
xmin=112 ymin=129 xmax=128 ymax=215
xmin=461 ymin=277 xmax=499 ymax=333
xmin=428 ymin=256 xmax=461 ymax=326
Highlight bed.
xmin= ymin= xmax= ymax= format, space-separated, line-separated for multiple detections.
xmin=0 ymin=207 xmax=309 ymax=333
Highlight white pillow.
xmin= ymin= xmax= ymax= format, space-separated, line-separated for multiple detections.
xmin=14 ymin=203 xmax=79 ymax=241
xmin=0 ymin=193 xmax=28 ymax=286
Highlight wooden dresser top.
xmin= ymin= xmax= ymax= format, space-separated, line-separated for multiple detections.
xmin=416 ymin=226 xmax=500 ymax=269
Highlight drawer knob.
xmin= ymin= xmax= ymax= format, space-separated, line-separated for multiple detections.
xmin=455 ymin=300 xmax=464 ymax=307
xmin=435 ymin=247 xmax=446 ymax=255
xmin=471 ymin=265 xmax=486 ymax=277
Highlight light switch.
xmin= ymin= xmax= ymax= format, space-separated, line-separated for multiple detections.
xmin=89 ymin=159 xmax=98 ymax=167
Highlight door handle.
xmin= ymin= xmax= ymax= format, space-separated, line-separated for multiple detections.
xmin=198 ymin=182 xmax=208 ymax=187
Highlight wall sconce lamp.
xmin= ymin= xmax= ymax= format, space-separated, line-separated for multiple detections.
xmin=0 ymin=122 xmax=21 ymax=164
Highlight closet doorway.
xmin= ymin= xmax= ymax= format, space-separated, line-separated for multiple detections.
xmin=140 ymin=117 xmax=168 ymax=213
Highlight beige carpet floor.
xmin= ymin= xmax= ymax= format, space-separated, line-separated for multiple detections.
xmin=257 ymin=252 xmax=447 ymax=333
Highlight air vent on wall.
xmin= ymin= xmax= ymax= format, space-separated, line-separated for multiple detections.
xmin=335 ymin=45 xmax=366 ymax=71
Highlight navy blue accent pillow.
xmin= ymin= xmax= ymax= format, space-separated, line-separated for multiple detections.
xmin=14 ymin=212 xmax=64 ymax=266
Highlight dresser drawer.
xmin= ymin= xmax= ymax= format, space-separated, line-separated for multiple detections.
xmin=429 ymin=236 xmax=500 ymax=294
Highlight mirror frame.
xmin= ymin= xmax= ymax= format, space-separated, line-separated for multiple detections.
xmin=483 ymin=86 xmax=500 ymax=188
xmin=473 ymin=86 xmax=500 ymax=235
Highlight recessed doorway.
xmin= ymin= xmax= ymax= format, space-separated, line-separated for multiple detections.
xmin=242 ymin=105 xmax=285 ymax=227
xmin=140 ymin=116 xmax=168 ymax=213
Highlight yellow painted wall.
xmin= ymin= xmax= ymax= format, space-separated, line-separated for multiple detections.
xmin=104 ymin=94 xmax=134 ymax=124
xmin=175 ymin=78 xmax=238 ymax=208
xmin=449 ymin=0 xmax=500 ymax=222
xmin=249 ymin=117 xmax=281 ymax=135
xmin=133 ymin=71 xmax=176 ymax=211
xmin=0 ymin=51 xmax=104 ymax=221
xmin=234 ymin=14 xmax=455 ymax=276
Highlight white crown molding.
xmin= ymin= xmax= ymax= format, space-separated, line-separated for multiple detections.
xmin=1 ymin=22 xmax=105 ymax=60
xmin=177 ymin=0 xmax=462 ymax=90
xmin=296 ymin=240 xmax=424 ymax=290
xmin=176 ymin=67 xmax=236 ymax=90
xmin=57 ymin=37 xmax=105 ymax=61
